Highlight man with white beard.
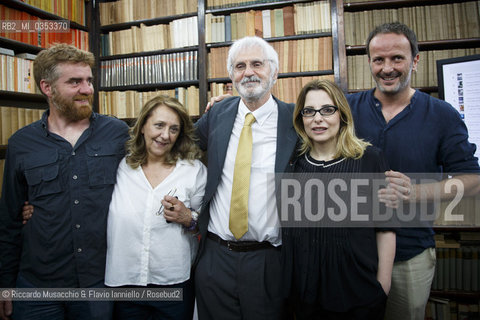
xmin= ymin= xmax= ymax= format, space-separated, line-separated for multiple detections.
xmin=194 ymin=36 xmax=298 ymax=320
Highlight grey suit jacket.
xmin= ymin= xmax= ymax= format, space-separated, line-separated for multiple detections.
xmin=194 ymin=95 xmax=298 ymax=259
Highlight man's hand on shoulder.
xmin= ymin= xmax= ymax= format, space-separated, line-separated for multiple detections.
xmin=205 ymin=93 xmax=233 ymax=113
xmin=22 ymin=201 xmax=33 ymax=225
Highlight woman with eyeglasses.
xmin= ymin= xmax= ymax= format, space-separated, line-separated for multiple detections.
xmin=282 ymin=79 xmax=396 ymax=320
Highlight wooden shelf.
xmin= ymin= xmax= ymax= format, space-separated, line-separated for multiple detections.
xmin=0 ymin=91 xmax=48 ymax=109
xmin=207 ymin=32 xmax=333 ymax=48
xmin=431 ymin=290 xmax=480 ymax=300
xmin=99 ymin=80 xmax=200 ymax=92
xmin=346 ymin=38 xmax=480 ymax=55
xmin=99 ymin=12 xmax=198 ymax=32
xmin=208 ymin=70 xmax=334 ymax=83
xmin=343 ymin=0 xmax=475 ymax=12
xmin=206 ymin=0 xmax=311 ymax=15
xmin=0 ymin=37 xmax=43 ymax=55
xmin=100 ymin=46 xmax=199 ymax=61
xmin=2 ymin=0 xmax=88 ymax=31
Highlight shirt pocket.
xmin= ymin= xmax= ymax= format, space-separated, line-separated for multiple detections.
xmin=86 ymin=143 xmax=123 ymax=187
xmin=24 ymin=151 xmax=62 ymax=200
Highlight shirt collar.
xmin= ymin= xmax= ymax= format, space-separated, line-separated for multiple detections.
xmin=370 ymin=88 xmax=418 ymax=112
xmin=238 ymin=94 xmax=276 ymax=126
xmin=40 ymin=109 xmax=98 ymax=135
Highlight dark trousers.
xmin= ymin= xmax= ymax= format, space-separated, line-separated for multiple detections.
xmin=195 ymin=237 xmax=286 ymax=320
xmin=292 ymin=291 xmax=387 ymax=320
xmin=112 ymin=279 xmax=194 ymax=320
xmin=12 ymin=274 xmax=113 ymax=320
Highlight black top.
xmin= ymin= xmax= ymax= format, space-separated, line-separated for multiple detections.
xmin=281 ymin=146 xmax=392 ymax=312
xmin=0 ymin=111 xmax=129 ymax=288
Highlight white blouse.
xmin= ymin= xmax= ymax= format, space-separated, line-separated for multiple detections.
xmin=105 ymin=157 xmax=207 ymax=287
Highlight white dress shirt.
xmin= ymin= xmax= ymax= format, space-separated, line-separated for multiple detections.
xmin=105 ymin=158 xmax=207 ymax=286
xmin=208 ymin=95 xmax=281 ymax=246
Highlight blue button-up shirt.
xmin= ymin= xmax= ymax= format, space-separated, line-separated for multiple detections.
xmin=0 ymin=111 xmax=129 ymax=288
xmin=347 ymin=89 xmax=480 ymax=261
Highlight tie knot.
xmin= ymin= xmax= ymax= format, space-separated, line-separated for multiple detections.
xmin=244 ymin=113 xmax=256 ymax=127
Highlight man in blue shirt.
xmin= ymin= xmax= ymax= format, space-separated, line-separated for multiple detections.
xmin=347 ymin=22 xmax=480 ymax=320
xmin=0 ymin=44 xmax=129 ymax=320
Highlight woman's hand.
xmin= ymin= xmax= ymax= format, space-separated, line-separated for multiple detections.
xmin=161 ymin=195 xmax=192 ymax=227
xmin=376 ymin=231 xmax=395 ymax=296
xmin=377 ymin=272 xmax=392 ymax=296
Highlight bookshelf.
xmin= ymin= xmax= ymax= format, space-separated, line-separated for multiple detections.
xmin=95 ymin=0 xmax=342 ymax=117
xmin=342 ymin=0 xmax=480 ymax=93
xmin=0 ymin=0 xmax=93 ymax=168
xmin=95 ymin=0 xmax=201 ymax=117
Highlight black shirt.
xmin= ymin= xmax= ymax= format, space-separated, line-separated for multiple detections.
xmin=282 ymin=146 xmax=392 ymax=312
xmin=0 ymin=111 xmax=129 ymax=288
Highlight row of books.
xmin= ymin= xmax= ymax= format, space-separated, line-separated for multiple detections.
xmin=425 ymin=298 xmax=479 ymax=320
xmin=207 ymin=0 xmax=292 ymax=10
xmin=208 ymin=82 xmax=237 ymax=101
xmin=100 ymin=51 xmax=198 ymax=88
xmin=433 ymin=234 xmax=479 ymax=292
xmin=343 ymin=0 xmax=380 ymax=2
xmin=0 ymin=50 xmax=38 ymax=94
xmin=344 ymin=2 xmax=480 ymax=46
xmin=98 ymin=0 xmax=197 ymax=26
xmin=271 ymin=74 xmax=334 ymax=104
xmin=20 ymin=0 xmax=86 ymax=25
xmin=0 ymin=5 xmax=89 ymax=51
xmin=347 ymin=48 xmax=480 ymax=91
xmin=208 ymin=37 xmax=333 ymax=78
xmin=98 ymin=87 xmax=200 ymax=119
xmin=101 ymin=16 xmax=198 ymax=56
xmin=206 ymin=1 xmax=331 ymax=43
xmin=0 ymin=106 xmax=44 ymax=145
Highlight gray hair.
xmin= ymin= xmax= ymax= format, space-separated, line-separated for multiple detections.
xmin=227 ymin=36 xmax=279 ymax=79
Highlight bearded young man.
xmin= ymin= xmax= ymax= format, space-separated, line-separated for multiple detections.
xmin=0 ymin=44 xmax=129 ymax=320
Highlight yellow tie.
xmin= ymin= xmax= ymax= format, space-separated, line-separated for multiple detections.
xmin=229 ymin=113 xmax=256 ymax=240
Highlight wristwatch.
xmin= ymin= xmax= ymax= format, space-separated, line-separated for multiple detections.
xmin=185 ymin=209 xmax=199 ymax=231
